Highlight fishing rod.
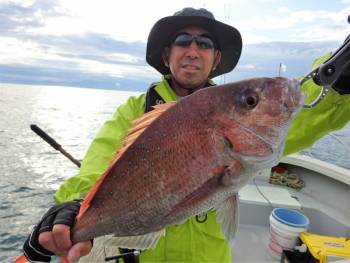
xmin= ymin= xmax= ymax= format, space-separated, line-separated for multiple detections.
xmin=30 ymin=124 xmax=141 ymax=262
xmin=30 ymin=124 xmax=81 ymax=168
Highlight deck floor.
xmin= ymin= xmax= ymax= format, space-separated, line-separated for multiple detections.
xmin=232 ymin=224 xmax=278 ymax=263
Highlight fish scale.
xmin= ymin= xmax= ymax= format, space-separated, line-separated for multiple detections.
xmin=70 ymin=77 xmax=302 ymax=249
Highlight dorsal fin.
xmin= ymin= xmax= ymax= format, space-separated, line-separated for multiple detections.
xmin=77 ymin=101 xmax=176 ymax=219
xmin=129 ymin=102 xmax=176 ymax=132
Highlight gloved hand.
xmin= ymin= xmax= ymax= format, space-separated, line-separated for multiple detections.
xmin=333 ymin=34 xmax=350 ymax=95
xmin=22 ymin=201 xmax=81 ymax=262
xmin=333 ymin=63 xmax=350 ymax=94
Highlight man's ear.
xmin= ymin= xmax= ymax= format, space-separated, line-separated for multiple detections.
xmin=212 ymin=50 xmax=222 ymax=71
xmin=162 ymin=48 xmax=170 ymax=67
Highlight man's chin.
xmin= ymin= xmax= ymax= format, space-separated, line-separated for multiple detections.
xmin=179 ymin=74 xmax=202 ymax=85
xmin=180 ymin=81 xmax=207 ymax=91
xmin=173 ymin=71 xmax=208 ymax=89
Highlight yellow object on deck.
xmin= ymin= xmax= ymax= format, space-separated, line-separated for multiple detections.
xmin=300 ymin=232 xmax=350 ymax=263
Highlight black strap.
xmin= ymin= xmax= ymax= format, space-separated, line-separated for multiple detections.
xmin=333 ymin=74 xmax=350 ymax=94
xmin=144 ymin=82 xmax=166 ymax=113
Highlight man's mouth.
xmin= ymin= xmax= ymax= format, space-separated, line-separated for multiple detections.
xmin=182 ymin=64 xmax=200 ymax=71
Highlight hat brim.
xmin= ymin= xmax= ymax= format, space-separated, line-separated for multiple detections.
xmin=146 ymin=15 xmax=242 ymax=78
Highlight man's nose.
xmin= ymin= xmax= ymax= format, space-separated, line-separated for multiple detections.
xmin=185 ymin=41 xmax=200 ymax=57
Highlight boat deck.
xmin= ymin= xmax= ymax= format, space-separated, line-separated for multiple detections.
xmin=232 ymin=154 xmax=350 ymax=262
xmin=233 ymin=224 xmax=275 ymax=263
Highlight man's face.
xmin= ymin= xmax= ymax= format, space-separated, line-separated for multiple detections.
xmin=164 ymin=27 xmax=221 ymax=91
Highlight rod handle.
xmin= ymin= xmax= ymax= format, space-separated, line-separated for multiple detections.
xmin=30 ymin=124 xmax=61 ymax=150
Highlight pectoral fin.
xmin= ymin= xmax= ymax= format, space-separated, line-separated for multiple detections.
xmin=80 ymin=229 xmax=166 ymax=262
xmin=108 ymin=229 xmax=165 ymax=250
xmin=216 ymin=195 xmax=239 ymax=246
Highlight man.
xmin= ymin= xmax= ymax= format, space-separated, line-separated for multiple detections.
xmin=20 ymin=7 xmax=350 ymax=263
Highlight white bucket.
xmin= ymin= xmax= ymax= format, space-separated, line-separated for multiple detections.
xmin=267 ymin=208 xmax=310 ymax=259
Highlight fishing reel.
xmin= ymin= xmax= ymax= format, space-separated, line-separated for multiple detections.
xmin=302 ymin=16 xmax=350 ymax=108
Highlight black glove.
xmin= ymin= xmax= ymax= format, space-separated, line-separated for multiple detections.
xmin=23 ymin=201 xmax=81 ymax=262
xmin=333 ymin=65 xmax=350 ymax=94
xmin=332 ymin=34 xmax=350 ymax=95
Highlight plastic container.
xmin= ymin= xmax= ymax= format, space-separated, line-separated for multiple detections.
xmin=267 ymin=208 xmax=310 ymax=259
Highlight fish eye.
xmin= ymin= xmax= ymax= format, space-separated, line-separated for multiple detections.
xmin=242 ymin=92 xmax=259 ymax=110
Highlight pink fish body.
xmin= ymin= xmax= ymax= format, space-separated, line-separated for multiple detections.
xmin=71 ymin=77 xmax=302 ymax=249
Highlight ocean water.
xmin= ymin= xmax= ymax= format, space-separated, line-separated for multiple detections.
xmin=0 ymin=83 xmax=349 ymax=262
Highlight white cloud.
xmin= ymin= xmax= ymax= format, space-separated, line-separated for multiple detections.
xmin=108 ymin=53 xmax=142 ymax=64
xmin=3 ymin=0 xmax=348 ymax=43
xmin=240 ymin=32 xmax=272 ymax=44
xmin=3 ymin=0 xmax=36 ymax=7
xmin=21 ymin=0 xmax=251 ymax=42
xmin=237 ymin=64 xmax=256 ymax=70
xmin=0 ymin=35 xmax=154 ymax=80
xmin=239 ymin=10 xmax=323 ymax=31
xmin=68 ymin=58 xmax=156 ymax=79
xmin=0 ymin=36 xmax=40 ymax=64
xmin=1 ymin=0 xmax=349 ymax=87
xmin=238 ymin=7 xmax=350 ymax=43
xmin=277 ymin=7 xmax=289 ymax=13
xmin=37 ymin=0 xmax=231 ymax=42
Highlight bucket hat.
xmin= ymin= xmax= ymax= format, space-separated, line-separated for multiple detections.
xmin=146 ymin=7 xmax=242 ymax=78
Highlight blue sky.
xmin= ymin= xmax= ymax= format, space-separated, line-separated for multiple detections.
xmin=0 ymin=0 xmax=349 ymax=90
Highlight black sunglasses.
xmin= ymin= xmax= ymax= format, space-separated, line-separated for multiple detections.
xmin=172 ymin=33 xmax=217 ymax=50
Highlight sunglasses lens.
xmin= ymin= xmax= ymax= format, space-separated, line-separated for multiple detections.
xmin=173 ymin=34 xmax=215 ymax=49
xmin=196 ymin=36 xmax=215 ymax=49
xmin=173 ymin=34 xmax=193 ymax=47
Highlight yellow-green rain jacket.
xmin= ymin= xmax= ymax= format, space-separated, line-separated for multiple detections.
xmin=54 ymin=54 xmax=350 ymax=262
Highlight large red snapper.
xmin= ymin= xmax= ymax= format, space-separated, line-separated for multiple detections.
xmin=71 ymin=77 xmax=302 ymax=250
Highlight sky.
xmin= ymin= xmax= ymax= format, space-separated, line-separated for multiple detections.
xmin=0 ymin=0 xmax=349 ymax=90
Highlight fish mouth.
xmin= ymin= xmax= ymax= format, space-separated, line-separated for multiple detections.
xmin=237 ymin=151 xmax=281 ymax=172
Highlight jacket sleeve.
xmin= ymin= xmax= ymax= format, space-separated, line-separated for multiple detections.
xmin=54 ymin=94 xmax=146 ymax=204
xmin=284 ymin=53 xmax=350 ymax=155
